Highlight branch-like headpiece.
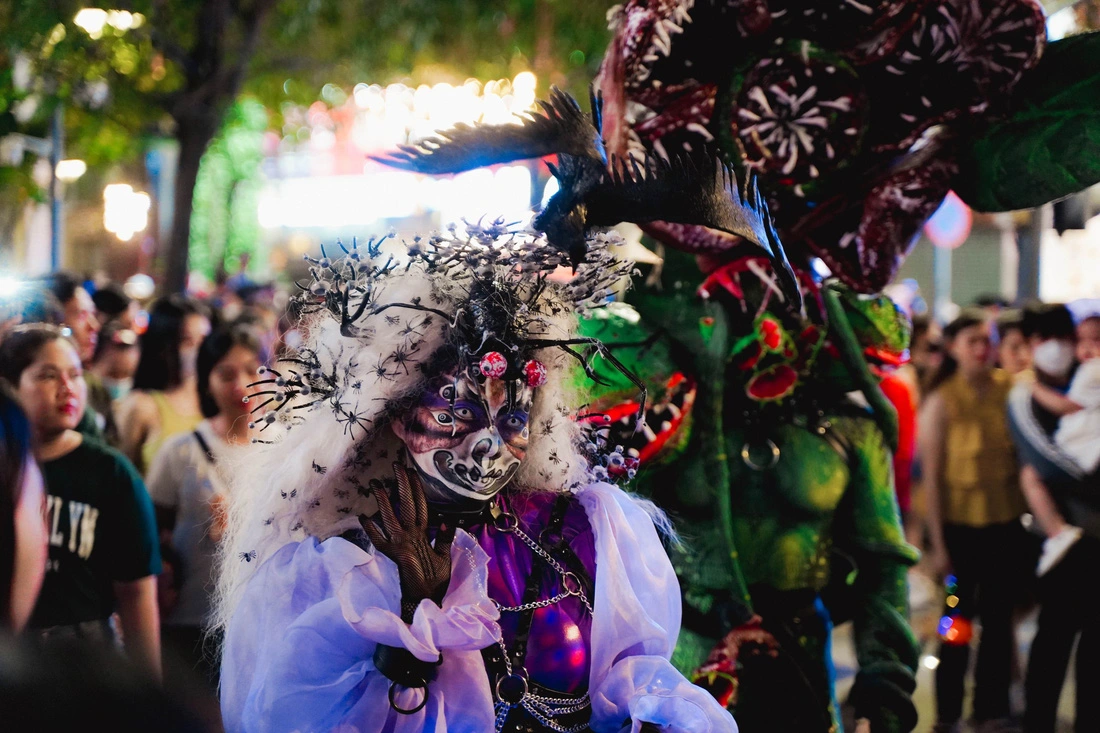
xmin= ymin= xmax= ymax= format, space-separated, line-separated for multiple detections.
xmin=246 ymin=225 xmax=646 ymax=439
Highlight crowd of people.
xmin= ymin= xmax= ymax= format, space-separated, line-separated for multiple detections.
xmin=1 ymin=268 xmax=1098 ymax=732
xmin=893 ymin=299 xmax=1100 ymax=733
xmin=0 ymin=271 xmax=286 ymax=729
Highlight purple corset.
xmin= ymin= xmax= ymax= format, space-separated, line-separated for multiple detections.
xmin=464 ymin=490 xmax=596 ymax=695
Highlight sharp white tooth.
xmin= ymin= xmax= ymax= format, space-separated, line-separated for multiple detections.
xmin=686 ymin=122 xmax=714 ymax=141
xmin=652 ymin=138 xmax=669 ymax=162
xmin=644 ymin=53 xmax=660 ymax=62
xmin=666 ymin=403 xmax=682 ymax=419
xmin=654 ymin=21 xmax=671 ymax=54
xmin=660 ymin=421 xmax=672 ymax=432
xmin=665 ymin=18 xmax=684 ymax=35
xmin=642 ymin=423 xmax=658 ymax=441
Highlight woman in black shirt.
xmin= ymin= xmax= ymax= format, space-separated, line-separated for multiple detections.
xmin=0 ymin=324 xmax=162 ymax=678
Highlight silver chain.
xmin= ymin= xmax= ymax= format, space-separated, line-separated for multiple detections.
xmin=490 ymin=511 xmax=593 ymax=732
xmin=495 ymin=515 xmax=594 ymax=614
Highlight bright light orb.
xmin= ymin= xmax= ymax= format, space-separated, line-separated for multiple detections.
xmin=103 ymin=183 xmax=151 ymax=241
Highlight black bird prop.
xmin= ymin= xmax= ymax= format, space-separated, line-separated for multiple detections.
xmin=373 ymin=87 xmax=801 ymax=306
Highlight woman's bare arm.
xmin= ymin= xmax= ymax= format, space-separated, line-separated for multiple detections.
xmin=114 ymin=576 xmax=162 ymax=680
xmin=917 ymin=391 xmax=949 ymax=576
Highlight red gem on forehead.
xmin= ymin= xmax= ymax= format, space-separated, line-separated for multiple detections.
xmin=524 ymin=359 xmax=548 ymax=388
xmin=479 ymin=351 xmax=508 ymax=379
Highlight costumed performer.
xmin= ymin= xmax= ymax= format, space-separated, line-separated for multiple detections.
xmin=214 ymin=223 xmax=746 ymax=733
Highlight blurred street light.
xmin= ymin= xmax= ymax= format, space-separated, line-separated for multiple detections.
xmin=74 ymin=8 xmax=145 ymax=38
xmin=103 ymin=183 xmax=151 ymax=241
xmin=74 ymin=8 xmax=108 ymax=37
xmin=55 ymin=159 xmax=87 ymax=182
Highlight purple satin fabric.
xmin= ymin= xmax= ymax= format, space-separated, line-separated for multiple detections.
xmin=465 ymin=491 xmax=596 ymax=694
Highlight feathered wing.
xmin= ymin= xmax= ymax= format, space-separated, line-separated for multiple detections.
xmin=584 ymin=151 xmax=802 ymax=304
xmin=371 ymin=87 xmax=605 ymax=174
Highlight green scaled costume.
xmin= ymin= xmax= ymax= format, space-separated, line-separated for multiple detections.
xmin=590 ymin=1 xmax=1100 ymax=730
xmin=579 ymin=252 xmax=919 ymax=733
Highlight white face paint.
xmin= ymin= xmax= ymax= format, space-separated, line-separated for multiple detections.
xmin=392 ymin=372 xmax=533 ymax=503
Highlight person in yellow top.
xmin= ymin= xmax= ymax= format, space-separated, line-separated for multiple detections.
xmin=918 ymin=308 xmax=1033 ymax=733
xmin=116 ymin=296 xmax=211 ymax=475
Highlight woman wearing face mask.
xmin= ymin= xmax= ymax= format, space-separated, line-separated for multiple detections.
xmin=0 ymin=325 xmax=161 ymax=676
xmin=918 ymin=309 xmax=1030 ymax=733
xmin=118 ymin=295 xmax=212 ymax=475
xmin=215 ymin=231 xmax=737 ymax=733
xmin=85 ymin=320 xmax=141 ymax=449
xmin=146 ymin=325 xmax=262 ymax=692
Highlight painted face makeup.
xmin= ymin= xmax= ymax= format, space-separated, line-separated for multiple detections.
xmin=393 ymin=371 xmax=533 ymax=503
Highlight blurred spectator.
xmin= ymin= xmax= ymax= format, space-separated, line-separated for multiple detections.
xmin=34 ymin=273 xmax=100 ymax=366
xmin=118 ymin=296 xmax=211 ymax=475
xmin=147 ymin=325 xmax=262 ymax=691
xmin=1 ymin=384 xmax=48 ymax=633
xmin=903 ymin=314 xmax=943 ymax=397
xmin=91 ymin=282 xmax=139 ymax=331
xmin=0 ymin=325 xmax=161 ymax=677
xmin=995 ymin=309 xmax=1031 ymax=378
xmin=974 ymin=294 xmax=1011 ymax=317
xmin=86 ymin=321 xmax=141 ymax=448
xmin=919 ymin=309 xmax=1030 ymax=733
xmin=15 ymin=279 xmax=107 ymax=445
xmin=1007 ymin=304 xmax=1100 ymax=733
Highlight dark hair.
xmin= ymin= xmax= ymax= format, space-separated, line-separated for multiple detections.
xmin=197 ymin=326 xmax=262 ymax=418
xmin=90 ymin=283 xmax=131 ymax=318
xmin=132 ymin=295 xmax=210 ymax=391
xmin=35 ymin=272 xmax=83 ymax=308
xmin=1021 ymin=302 xmax=1076 ymax=341
xmin=0 ymin=384 xmax=34 ymax=630
xmin=973 ymin=293 xmax=1010 ymax=309
xmin=995 ymin=308 xmax=1025 ymax=339
xmin=927 ymin=308 xmax=988 ymax=393
xmin=92 ymin=319 xmax=139 ymax=362
xmin=0 ymin=324 xmax=68 ymax=386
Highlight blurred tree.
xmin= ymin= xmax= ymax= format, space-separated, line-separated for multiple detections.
xmin=1 ymin=0 xmax=611 ymax=290
xmin=188 ymin=98 xmax=267 ymax=283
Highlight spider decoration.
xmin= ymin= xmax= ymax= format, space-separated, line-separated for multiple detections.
xmin=246 ymin=348 xmax=373 ymax=439
xmin=296 ymin=234 xmax=400 ymax=338
xmin=239 ymin=550 xmax=258 ymax=563
xmin=368 ymin=223 xmax=653 ymax=423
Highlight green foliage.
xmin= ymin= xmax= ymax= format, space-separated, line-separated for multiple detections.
xmin=189 ymin=98 xmax=268 ymax=280
xmin=955 ymin=32 xmax=1100 ymax=212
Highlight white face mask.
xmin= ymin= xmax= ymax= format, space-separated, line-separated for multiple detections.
xmin=393 ymin=372 xmax=532 ymax=504
xmin=1032 ymin=339 xmax=1075 ymax=379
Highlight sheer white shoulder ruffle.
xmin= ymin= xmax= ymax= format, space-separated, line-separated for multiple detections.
xmin=220 ymin=483 xmax=736 ymax=733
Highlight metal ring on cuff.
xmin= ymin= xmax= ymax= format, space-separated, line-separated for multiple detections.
xmin=562 ymin=571 xmax=583 ymax=596
xmin=741 ymin=439 xmax=780 ymax=471
xmin=388 ymin=680 xmax=428 ymax=715
xmin=495 ymin=671 xmax=529 ymax=705
xmin=495 ymin=511 xmax=518 ymax=533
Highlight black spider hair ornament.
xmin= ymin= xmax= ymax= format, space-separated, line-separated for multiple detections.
xmin=245 ymin=223 xmax=648 ymax=439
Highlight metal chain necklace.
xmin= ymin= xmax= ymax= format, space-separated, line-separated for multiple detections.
xmin=490 ymin=506 xmax=593 ymax=732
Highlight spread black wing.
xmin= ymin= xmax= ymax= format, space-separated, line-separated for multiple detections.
xmin=372 ymin=87 xmax=605 ymax=174
xmin=583 ymin=151 xmax=801 ymax=304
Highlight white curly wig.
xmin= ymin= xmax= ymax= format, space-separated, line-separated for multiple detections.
xmin=213 ymin=226 xmax=634 ymax=631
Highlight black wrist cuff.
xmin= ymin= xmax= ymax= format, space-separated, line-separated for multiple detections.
xmin=373 ymin=644 xmax=442 ymax=688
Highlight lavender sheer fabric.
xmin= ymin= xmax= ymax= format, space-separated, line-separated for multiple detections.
xmin=220 ymin=482 xmax=736 ymax=733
